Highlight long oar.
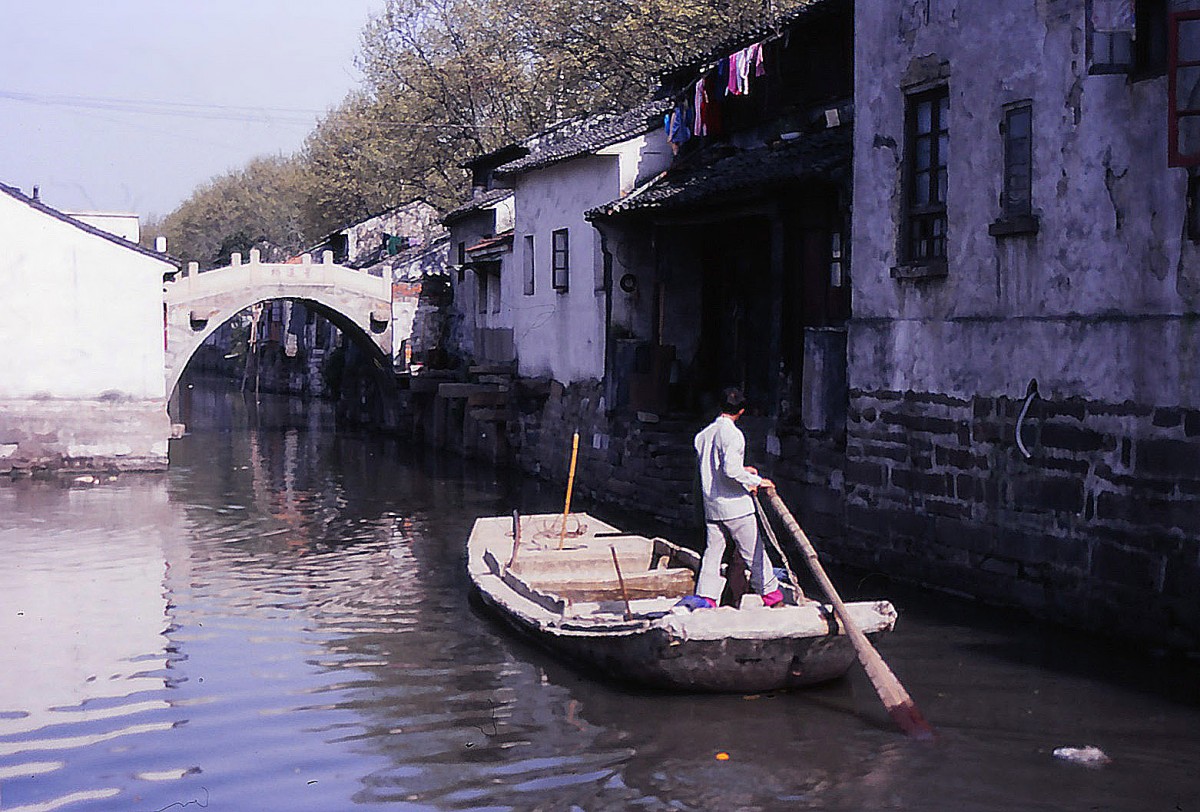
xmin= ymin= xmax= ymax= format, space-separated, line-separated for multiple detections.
xmin=762 ymin=487 xmax=935 ymax=740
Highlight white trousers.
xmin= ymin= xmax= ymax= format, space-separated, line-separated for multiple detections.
xmin=696 ymin=513 xmax=779 ymax=601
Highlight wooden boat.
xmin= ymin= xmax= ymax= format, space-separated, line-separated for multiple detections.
xmin=468 ymin=512 xmax=898 ymax=693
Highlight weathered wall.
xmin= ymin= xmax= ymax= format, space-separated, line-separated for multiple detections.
xmin=849 ymin=0 xmax=1200 ymax=646
xmin=854 ymin=0 xmax=1195 ymax=396
xmin=512 ymin=378 xmax=702 ymax=526
xmin=510 ymin=134 xmax=672 ymax=384
xmin=445 ymin=199 xmax=516 ymax=366
xmin=0 ymin=189 xmax=173 ymax=473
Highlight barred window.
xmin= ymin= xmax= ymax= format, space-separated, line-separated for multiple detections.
xmin=904 ymin=86 xmax=949 ymax=264
xmin=552 ymin=228 xmax=569 ymax=292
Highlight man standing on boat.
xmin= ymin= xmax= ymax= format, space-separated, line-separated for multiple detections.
xmin=692 ymin=387 xmax=784 ymax=609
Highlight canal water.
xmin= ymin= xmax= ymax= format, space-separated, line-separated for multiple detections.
xmin=2 ymin=387 xmax=1199 ymax=811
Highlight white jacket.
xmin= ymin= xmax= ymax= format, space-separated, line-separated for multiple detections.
xmin=694 ymin=414 xmax=761 ymax=521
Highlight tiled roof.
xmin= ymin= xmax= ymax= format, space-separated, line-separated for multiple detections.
xmin=660 ymin=0 xmax=840 ymax=79
xmin=442 ymin=188 xmax=513 ymax=225
xmin=494 ymin=97 xmax=671 ymax=178
xmin=354 ymin=233 xmax=451 ymax=278
xmin=587 ymin=126 xmax=850 ymax=219
xmin=467 ymin=230 xmax=514 ymax=254
xmin=0 ymin=182 xmax=178 ymax=266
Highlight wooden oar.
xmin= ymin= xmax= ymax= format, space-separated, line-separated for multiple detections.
xmin=762 ymin=487 xmax=935 ymax=740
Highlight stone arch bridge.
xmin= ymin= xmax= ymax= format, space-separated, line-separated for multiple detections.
xmin=164 ymin=249 xmax=392 ymax=397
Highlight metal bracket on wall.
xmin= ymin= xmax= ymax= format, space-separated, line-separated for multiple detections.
xmin=1016 ymin=378 xmax=1040 ymax=459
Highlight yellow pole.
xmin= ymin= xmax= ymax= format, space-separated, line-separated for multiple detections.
xmin=559 ymin=431 xmax=580 ymax=549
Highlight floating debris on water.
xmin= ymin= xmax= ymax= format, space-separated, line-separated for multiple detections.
xmin=1053 ymin=746 xmax=1111 ymax=766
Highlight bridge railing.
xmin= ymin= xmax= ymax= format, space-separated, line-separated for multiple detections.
xmin=165 ymin=248 xmax=390 ymax=302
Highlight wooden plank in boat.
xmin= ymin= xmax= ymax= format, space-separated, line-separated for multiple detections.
xmin=528 ymin=567 xmax=696 ymax=602
xmin=509 ymin=535 xmax=654 ymax=580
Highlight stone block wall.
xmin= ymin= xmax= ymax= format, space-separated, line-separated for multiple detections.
xmin=845 ymin=389 xmax=1200 ymax=648
xmin=513 ymin=379 xmax=702 ymax=526
xmin=0 ymin=399 xmax=170 ymax=476
xmin=507 ymin=377 xmax=1200 ymax=648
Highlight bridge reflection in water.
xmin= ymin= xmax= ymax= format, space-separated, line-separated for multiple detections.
xmin=1 ymin=385 xmax=1199 ymax=811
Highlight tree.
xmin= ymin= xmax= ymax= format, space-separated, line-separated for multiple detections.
xmin=159 ymin=0 xmax=814 ymax=253
xmin=150 ymin=155 xmax=309 ymax=269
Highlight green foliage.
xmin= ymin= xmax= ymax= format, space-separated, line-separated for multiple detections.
xmin=151 ymin=155 xmax=308 ymax=269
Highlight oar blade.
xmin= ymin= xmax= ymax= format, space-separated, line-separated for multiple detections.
xmin=888 ymin=700 xmax=937 ymax=741
xmin=763 ymin=487 xmax=936 ymax=740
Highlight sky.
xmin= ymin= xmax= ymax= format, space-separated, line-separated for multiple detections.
xmin=0 ymin=1 xmax=384 ymax=220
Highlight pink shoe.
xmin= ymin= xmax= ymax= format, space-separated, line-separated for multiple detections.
xmin=761 ymin=589 xmax=784 ymax=608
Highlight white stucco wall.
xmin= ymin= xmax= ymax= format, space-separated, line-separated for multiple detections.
xmin=852 ymin=0 xmax=1199 ymax=405
xmin=510 ymin=130 xmax=671 ymax=383
xmin=63 ymin=211 xmax=141 ymax=243
xmin=0 ymin=192 xmax=170 ymax=400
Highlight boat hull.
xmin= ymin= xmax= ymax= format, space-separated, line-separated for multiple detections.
xmin=467 ymin=513 xmax=896 ymax=693
xmin=475 ymin=584 xmax=859 ymax=692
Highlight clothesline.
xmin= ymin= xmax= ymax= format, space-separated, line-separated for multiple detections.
xmin=665 ymin=31 xmax=782 ymax=148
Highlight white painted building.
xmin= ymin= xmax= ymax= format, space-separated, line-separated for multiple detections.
xmin=0 ymin=183 xmax=176 ymax=472
xmin=492 ymin=103 xmax=673 ymax=384
xmin=63 ymin=210 xmax=141 ymax=243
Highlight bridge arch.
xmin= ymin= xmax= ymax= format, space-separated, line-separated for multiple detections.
xmin=164 ymin=253 xmax=398 ymax=425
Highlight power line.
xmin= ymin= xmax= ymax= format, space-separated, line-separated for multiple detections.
xmin=0 ymin=89 xmax=505 ymax=130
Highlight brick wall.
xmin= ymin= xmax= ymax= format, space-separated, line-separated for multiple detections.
xmin=845 ymin=389 xmax=1200 ymax=648
xmin=508 ymin=378 xmax=1200 ymax=648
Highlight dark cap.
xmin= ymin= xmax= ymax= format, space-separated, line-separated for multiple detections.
xmin=719 ymin=387 xmax=746 ymax=414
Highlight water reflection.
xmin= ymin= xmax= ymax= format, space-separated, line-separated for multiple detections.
xmin=1 ymin=385 xmax=1199 ymax=810
xmin=0 ymin=478 xmax=180 ymax=810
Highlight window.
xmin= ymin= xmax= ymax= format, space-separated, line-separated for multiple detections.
xmin=1088 ymin=0 xmax=1135 ymax=74
xmin=903 ymin=86 xmax=949 ymax=267
xmin=829 ymin=232 xmax=845 ymax=288
xmin=523 ymin=235 xmax=535 ymax=296
xmin=552 ymin=228 xmax=570 ymax=292
xmin=1169 ymin=11 xmax=1200 ymax=168
xmin=1134 ymin=0 xmax=1168 ymax=77
xmin=1087 ymin=0 xmax=1168 ymax=76
xmin=1001 ymin=104 xmax=1032 ymax=217
xmin=990 ymin=102 xmax=1039 ymax=238
xmin=476 ymin=270 xmax=488 ymax=314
